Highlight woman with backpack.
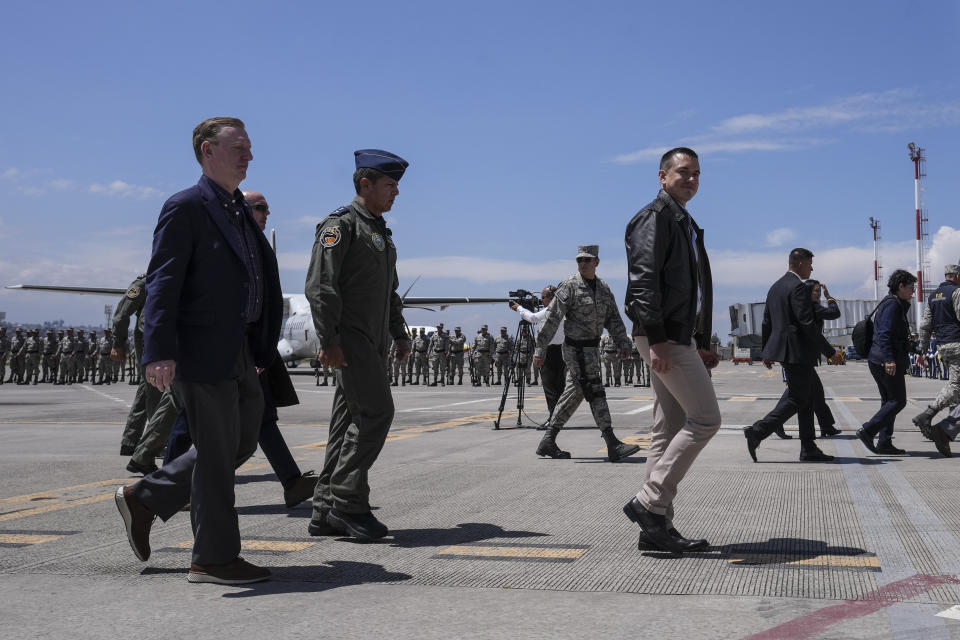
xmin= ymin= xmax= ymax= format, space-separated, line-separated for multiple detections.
xmin=857 ymin=269 xmax=918 ymax=455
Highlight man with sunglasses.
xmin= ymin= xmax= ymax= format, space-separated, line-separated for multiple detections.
xmin=532 ymin=246 xmax=639 ymax=462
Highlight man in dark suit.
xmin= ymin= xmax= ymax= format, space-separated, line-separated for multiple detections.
xmin=114 ymin=117 xmax=282 ymax=585
xmin=744 ymin=248 xmax=839 ymax=462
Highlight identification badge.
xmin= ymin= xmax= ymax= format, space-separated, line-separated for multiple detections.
xmin=370 ymin=233 xmax=386 ymax=252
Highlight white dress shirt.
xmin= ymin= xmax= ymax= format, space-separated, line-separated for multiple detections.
xmin=517 ymin=306 xmax=564 ymax=345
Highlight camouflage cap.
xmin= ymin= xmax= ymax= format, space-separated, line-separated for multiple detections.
xmin=576 ymin=245 xmax=599 ymax=259
xmin=945 ymin=264 xmax=960 ymax=275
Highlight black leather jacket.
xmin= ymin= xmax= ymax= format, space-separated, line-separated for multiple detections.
xmin=624 ymin=190 xmax=713 ymax=349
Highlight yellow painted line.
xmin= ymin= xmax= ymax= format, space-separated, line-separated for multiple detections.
xmin=438 ymin=545 xmax=587 ymax=560
xmin=729 ymin=553 xmax=879 ymax=568
xmin=170 ymin=539 xmax=315 ymax=552
xmin=628 ymin=396 xmax=653 ymax=401
xmin=0 ymin=533 xmax=65 ymax=545
xmin=0 ymin=493 xmax=114 ymax=523
xmin=292 ymin=440 xmax=328 ymax=450
xmin=728 ymin=396 xmax=757 ymax=402
xmin=293 ymin=412 xmax=504 ymax=450
xmin=835 ymin=397 xmax=862 ymax=402
xmin=0 ymin=478 xmax=130 ymax=508
xmin=236 ymin=462 xmax=270 ymax=473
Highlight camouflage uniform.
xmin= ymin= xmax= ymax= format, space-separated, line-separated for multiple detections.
xmin=97 ymin=331 xmax=115 ymax=384
xmin=600 ymin=332 xmax=622 ymax=386
xmin=516 ymin=332 xmax=534 ymax=385
xmin=57 ymin=329 xmax=77 ymax=384
xmin=493 ymin=328 xmax=513 ymax=384
xmin=413 ymin=330 xmax=429 ymax=384
xmin=533 ymin=250 xmax=637 ymax=462
xmin=113 ymin=275 xmax=160 ymax=453
xmin=447 ymin=329 xmax=467 ymax=384
xmin=18 ymin=330 xmax=41 ymax=384
xmin=74 ymin=330 xmax=89 ymax=383
xmin=0 ymin=328 xmax=10 ymax=384
xmin=472 ymin=327 xmax=494 ymax=386
xmin=389 ymin=339 xmax=403 ymax=386
xmin=9 ymin=328 xmax=25 ymax=384
xmin=41 ymin=330 xmax=58 ymax=383
xmin=428 ymin=325 xmax=448 ymax=386
xmin=84 ymin=331 xmax=98 ymax=382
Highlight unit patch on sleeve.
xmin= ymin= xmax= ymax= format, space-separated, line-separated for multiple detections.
xmin=126 ymin=286 xmax=141 ymax=299
xmin=320 ymin=226 xmax=342 ymax=248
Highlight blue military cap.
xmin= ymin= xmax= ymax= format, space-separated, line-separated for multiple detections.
xmin=354 ymin=149 xmax=409 ymax=181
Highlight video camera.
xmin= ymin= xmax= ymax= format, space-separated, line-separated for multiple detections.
xmin=509 ymin=289 xmax=542 ymax=313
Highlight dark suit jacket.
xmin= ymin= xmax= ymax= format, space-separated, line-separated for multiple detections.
xmin=142 ymin=176 xmax=282 ymax=383
xmin=760 ymin=272 xmax=830 ymax=365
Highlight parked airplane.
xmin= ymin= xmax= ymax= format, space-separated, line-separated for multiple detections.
xmin=5 ymin=284 xmax=509 ymax=364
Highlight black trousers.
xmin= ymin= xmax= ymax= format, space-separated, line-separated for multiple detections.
xmin=752 ymin=363 xmax=817 ymax=451
xmin=862 ymin=362 xmax=906 ymax=445
xmin=770 ymin=370 xmax=835 ymax=430
xmin=541 ymin=344 xmax=566 ymax=419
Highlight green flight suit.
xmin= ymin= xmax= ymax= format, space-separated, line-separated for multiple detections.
xmin=305 ymin=198 xmax=408 ymax=517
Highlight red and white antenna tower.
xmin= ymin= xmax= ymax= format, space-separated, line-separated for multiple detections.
xmin=908 ymin=142 xmax=931 ymax=328
xmin=869 ymin=217 xmax=882 ymax=300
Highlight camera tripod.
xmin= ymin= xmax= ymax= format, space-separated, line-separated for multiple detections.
xmin=493 ymin=319 xmax=537 ymax=429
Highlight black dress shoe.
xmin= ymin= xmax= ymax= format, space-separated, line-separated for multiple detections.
xmin=875 ymin=442 xmax=907 ymax=455
xmin=120 ymin=445 xmax=135 ymax=456
xmin=126 ymin=459 xmax=158 ymax=475
xmin=326 ymin=509 xmax=388 ymax=541
xmin=774 ymin=426 xmax=793 ymax=439
xmin=819 ymin=425 xmax=842 ymax=437
xmin=622 ymin=498 xmax=685 ymax=553
xmin=856 ymin=428 xmax=879 ymax=454
xmin=743 ymin=427 xmax=762 ymax=463
xmin=283 ymin=471 xmax=318 ymax=508
xmin=638 ymin=528 xmax=709 ymax=552
xmin=799 ymin=448 xmax=835 ymax=462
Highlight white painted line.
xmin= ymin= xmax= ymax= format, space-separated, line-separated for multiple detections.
xmin=936 ymin=605 xmax=960 ymax=621
xmin=399 ymin=398 xmax=498 ymax=412
xmin=625 ymin=403 xmax=655 ymax=415
xmin=78 ymin=384 xmax=130 ymax=407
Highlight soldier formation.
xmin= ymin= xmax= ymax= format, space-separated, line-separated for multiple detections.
xmin=0 ymin=325 xmax=135 ymax=386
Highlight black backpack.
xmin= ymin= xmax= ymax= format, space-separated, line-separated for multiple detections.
xmin=852 ymin=295 xmax=894 ymax=357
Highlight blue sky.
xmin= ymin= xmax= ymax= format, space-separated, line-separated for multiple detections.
xmin=2 ymin=1 xmax=959 ymax=340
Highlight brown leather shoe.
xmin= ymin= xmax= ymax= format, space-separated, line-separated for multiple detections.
xmin=114 ymin=485 xmax=154 ymax=561
xmin=187 ymin=556 xmax=271 ymax=585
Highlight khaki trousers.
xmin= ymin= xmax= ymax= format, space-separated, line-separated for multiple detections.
xmin=633 ymin=337 xmax=721 ymax=522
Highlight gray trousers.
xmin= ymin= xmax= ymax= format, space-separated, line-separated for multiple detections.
xmin=634 ymin=337 xmax=721 ymax=523
xmin=549 ymin=344 xmax=613 ymax=431
xmin=120 ymin=366 xmax=162 ymax=449
xmin=312 ymin=330 xmax=394 ymax=518
xmin=130 ymin=389 xmax=179 ymax=465
xmin=931 ymin=343 xmax=960 ymax=412
xmin=133 ymin=341 xmax=262 ymax=565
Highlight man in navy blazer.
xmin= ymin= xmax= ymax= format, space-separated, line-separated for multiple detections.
xmin=114 ymin=117 xmax=282 ymax=585
xmin=743 ymin=248 xmax=838 ymax=463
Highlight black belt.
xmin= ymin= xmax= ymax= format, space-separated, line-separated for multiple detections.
xmin=477 ymin=349 xmax=489 ymax=353
xmin=565 ymin=336 xmax=600 ymax=348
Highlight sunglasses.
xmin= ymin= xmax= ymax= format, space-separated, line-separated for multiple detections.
xmin=576 ymin=257 xmax=594 ymax=263
xmin=250 ymin=204 xmax=269 ymax=213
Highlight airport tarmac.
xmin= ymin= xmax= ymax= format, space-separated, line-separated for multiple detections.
xmin=2 ymin=361 xmax=960 ymax=640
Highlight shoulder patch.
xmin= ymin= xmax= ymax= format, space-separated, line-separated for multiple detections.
xmin=126 ymin=285 xmax=141 ymax=299
xmin=328 ymin=206 xmax=350 ymax=217
xmin=320 ymin=226 xmax=342 ymax=248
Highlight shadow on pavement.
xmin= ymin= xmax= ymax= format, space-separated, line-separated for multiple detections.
xmin=639 ymin=536 xmax=869 ymax=560
xmin=385 ymin=522 xmax=548 ymax=548
xmin=235 ymin=473 xmax=278 ymax=485
xmin=222 ymin=561 xmax=412 ymax=597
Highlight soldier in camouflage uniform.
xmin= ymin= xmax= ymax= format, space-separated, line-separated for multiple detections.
xmin=18 ymin=329 xmax=42 ymax=385
xmin=428 ymin=323 xmax=448 ymax=386
xmin=389 ymin=338 xmax=402 ymax=386
xmin=57 ymin=327 xmax=77 ymax=385
xmin=447 ymin=327 xmax=467 ymax=385
xmin=74 ymin=330 xmax=89 ymax=383
xmin=472 ymin=325 xmax=494 ymax=386
xmin=8 ymin=327 xmax=25 ymax=384
xmin=54 ymin=330 xmax=65 ymax=383
xmin=0 ymin=327 xmax=8 ymax=385
xmin=97 ymin=328 xmax=115 ymax=384
xmin=533 ymin=245 xmax=639 ymax=462
xmin=601 ymin=331 xmax=623 ymax=387
xmin=41 ymin=329 xmax=58 ymax=383
xmin=412 ymin=328 xmax=429 ymax=385
xmin=493 ymin=326 xmax=513 ymax=385
xmin=112 ymin=274 xmax=161 ymax=456
xmin=85 ymin=331 xmax=98 ymax=383
xmin=914 ymin=264 xmax=960 ymax=439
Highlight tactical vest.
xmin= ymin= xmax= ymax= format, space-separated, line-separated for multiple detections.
xmin=930 ymin=281 xmax=960 ymax=344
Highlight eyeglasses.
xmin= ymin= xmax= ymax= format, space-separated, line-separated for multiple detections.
xmin=576 ymin=257 xmax=593 ymax=263
xmin=250 ymin=204 xmax=269 ymax=213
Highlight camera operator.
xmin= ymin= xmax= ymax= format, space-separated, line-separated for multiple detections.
xmin=510 ymin=286 xmax=564 ymax=420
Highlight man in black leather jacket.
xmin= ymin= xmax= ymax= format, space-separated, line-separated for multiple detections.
xmin=621 ymin=147 xmax=721 ymax=555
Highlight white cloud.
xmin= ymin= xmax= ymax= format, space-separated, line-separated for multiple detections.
xmin=764 ymin=228 xmax=796 ymax=247
xmin=88 ymin=180 xmax=162 ymax=199
xmin=1 ymin=168 xmax=21 ymax=180
xmin=47 ymin=178 xmax=74 ymax=191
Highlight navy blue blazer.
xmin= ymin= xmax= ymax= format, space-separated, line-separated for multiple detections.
xmin=142 ymin=176 xmax=282 ymax=383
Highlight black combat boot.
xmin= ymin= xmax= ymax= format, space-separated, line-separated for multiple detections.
xmin=601 ymin=429 xmax=641 ymax=462
xmin=913 ymin=406 xmax=938 ymax=440
xmin=536 ymin=428 xmax=571 ymax=459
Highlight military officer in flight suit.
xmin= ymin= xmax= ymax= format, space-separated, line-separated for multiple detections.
xmin=305 ymin=149 xmax=412 ymax=542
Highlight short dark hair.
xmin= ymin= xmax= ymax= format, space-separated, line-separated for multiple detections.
xmin=659 ymin=147 xmax=699 ymax=172
xmin=353 ymin=167 xmax=385 ymax=194
xmin=192 ymin=117 xmax=245 ymax=165
xmin=788 ymin=248 xmax=814 ymax=267
xmin=887 ymin=269 xmax=917 ymax=293
xmin=541 ymin=285 xmax=558 ymax=299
